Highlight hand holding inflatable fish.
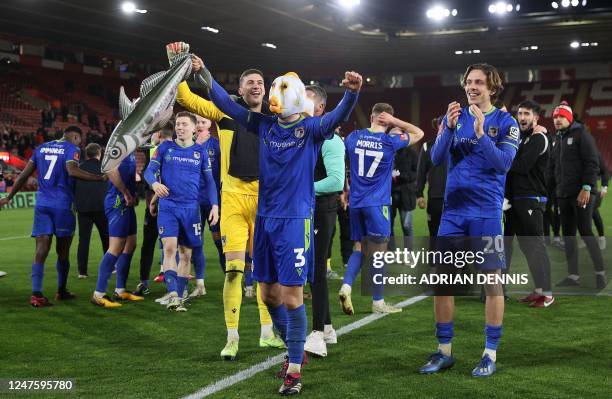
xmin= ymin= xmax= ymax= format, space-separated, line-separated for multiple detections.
xmin=101 ymin=45 xmax=193 ymax=172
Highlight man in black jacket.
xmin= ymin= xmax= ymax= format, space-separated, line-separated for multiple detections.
xmin=549 ymin=102 xmax=606 ymax=289
xmin=390 ymin=131 xmax=418 ymax=250
xmin=504 ymin=100 xmax=553 ymax=307
xmin=74 ymin=143 xmax=109 ymax=278
xmin=416 ymin=117 xmax=447 ymax=248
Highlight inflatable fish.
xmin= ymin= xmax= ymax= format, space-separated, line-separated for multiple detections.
xmin=101 ymin=52 xmax=192 ymax=172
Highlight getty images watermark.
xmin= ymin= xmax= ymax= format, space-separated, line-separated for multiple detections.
xmin=370 ymin=247 xmax=529 ymax=287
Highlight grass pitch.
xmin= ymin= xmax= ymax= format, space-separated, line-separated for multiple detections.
xmin=1 ymin=200 xmax=611 ymax=398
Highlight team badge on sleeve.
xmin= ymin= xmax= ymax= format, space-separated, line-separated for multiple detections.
xmin=509 ymin=126 xmax=520 ymax=141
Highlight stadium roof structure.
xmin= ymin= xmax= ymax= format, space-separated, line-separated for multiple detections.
xmin=0 ymin=0 xmax=611 ymax=74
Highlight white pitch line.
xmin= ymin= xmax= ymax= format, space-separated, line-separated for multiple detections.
xmin=182 ymin=294 xmax=429 ymax=399
xmin=0 ymin=235 xmax=29 ymax=241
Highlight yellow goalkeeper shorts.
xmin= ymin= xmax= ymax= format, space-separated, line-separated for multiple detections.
xmin=220 ymin=191 xmax=258 ymax=253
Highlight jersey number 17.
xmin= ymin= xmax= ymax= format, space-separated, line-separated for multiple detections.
xmin=355 ymin=149 xmax=383 ymax=177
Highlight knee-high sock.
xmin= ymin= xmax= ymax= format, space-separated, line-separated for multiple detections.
xmin=177 ymin=276 xmax=188 ymax=297
xmin=371 ymin=261 xmax=384 ymax=301
xmin=244 ymin=254 xmax=253 ymax=285
xmin=214 ymin=239 xmax=226 ymax=272
xmin=32 ymin=263 xmax=44 ymax=294
xmin=56 ymin=260 xmax=70 ymax=291
xmin=485 ymin=324 xmax=502 ymax=350
xmin=436 ymin=321 xmax=454 ymax=344
xmin=192 ymin=246 xmax=206 ymax=280
xmin=267 ymin=303 xmax=288 ymax=343
xmin=286 ymin=304 xmax=307 ymax=366
xmin=223 ymin=259 xmax=245 ymax=329
xmin=343 ymin=250 xmax=363 ymax=286
xmin=256 ymin=283 xmax=272 ymax=325
xmin=244 ymin=265 xmax=254 ymax=286
xmin=95 ymin=253 xmax=118 ymax=293
xmin=115 ymin=253 xmax=133 ymax=289
xmin=164 ymin=270 xmax=178 ymax=294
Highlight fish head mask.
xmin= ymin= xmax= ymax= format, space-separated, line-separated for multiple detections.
xmin=269 ymin=72 xmax=309 ymax=118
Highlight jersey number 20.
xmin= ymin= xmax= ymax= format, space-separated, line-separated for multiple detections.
xmin=355 ymin=149 xmax=383 ymax=177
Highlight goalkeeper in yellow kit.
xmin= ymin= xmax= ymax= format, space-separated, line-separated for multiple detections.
xmin=167 ymin=42 xmax=284 ymax=360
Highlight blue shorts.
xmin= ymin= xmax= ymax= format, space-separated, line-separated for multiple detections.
xmin=200 ymin=203 xmax=220 ymax=233
xmin=253 ymin=216 xmax=314 ymax=286
xmin=349 ymin=206 xmax=391 ymax=241
xmin=437 ymin=213 xmax=505 ymax=270
xmin=158 ymin=205 xmax=202 ymax=248
xmin=32 ymin=206 xmax=76 ymax=238
xmin=105 ymin=205 xmax=137 ymax=238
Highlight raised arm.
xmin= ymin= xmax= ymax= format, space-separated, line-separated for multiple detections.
xmin=177 ymin=81 xmax=225 ymax=123
xmin=208 ymin=79 xmax=251 ymax=128
xmin=188 ymin=55 xmax=251 ymax=128
xmin=317 ymin=72 xmax=362 ymax=138
xmin=379 ymin=112 xmax=424 ymax=147
xmin=471 ymin=105 xmax=518 ymax=173
xmin=431 ymin=102 xmax=461 ymax=166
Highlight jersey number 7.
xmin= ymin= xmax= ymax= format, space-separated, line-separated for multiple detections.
xmin=43 ymin=155 xmax=58 ymax=180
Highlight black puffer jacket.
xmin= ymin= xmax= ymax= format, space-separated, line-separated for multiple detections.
xmin=548 ymin=122 xmax=599 ymax=198
xmin=391 ymin=146 xmax=418 ymax=211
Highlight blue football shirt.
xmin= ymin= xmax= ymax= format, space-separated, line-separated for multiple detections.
xmin=147 ymin=141 xmax=210 ymax=209
xmin=105 ymin=153 xmax=136 ymax=208
xmin=208 ymin=79 xmax=358 ymax=218
xmin=431 ymin=106 xmax=519 ymax=219
xmin=32 ymin=139 xmax=80 ymax=210
xmin=345 ymin=129 xmax=410 ymax=208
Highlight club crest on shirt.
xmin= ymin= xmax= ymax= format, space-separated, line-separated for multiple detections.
xmin=567 ymin=137 xmax=574 ymax=145
xmin=487 ymin=126 xmax=499 ymax=137
xmin=208 ymin=149 xmax=215 ymax=157
xmin=158 ymin=226 xmax=164 ymax=234
xmin=194 ymin=151 xmax=200 ymax=159
xmin=294 ymin=126 xmax=305 ymax=139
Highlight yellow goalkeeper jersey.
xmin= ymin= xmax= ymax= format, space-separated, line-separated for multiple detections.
xmin=176 ymin=82 xmax=258 ymax=196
